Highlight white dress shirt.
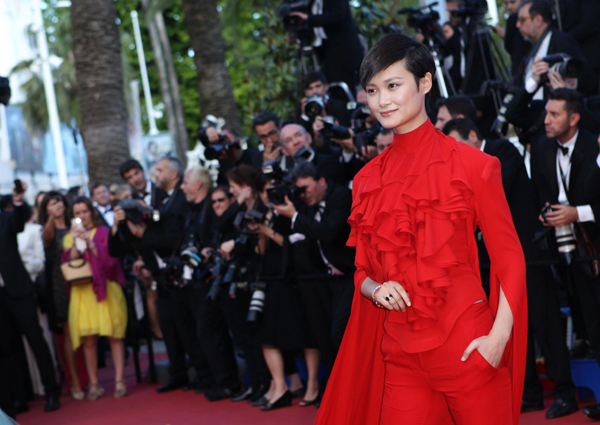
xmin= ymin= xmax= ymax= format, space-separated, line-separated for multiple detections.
xmin=525 ymin=31 xmax=552 ymax=100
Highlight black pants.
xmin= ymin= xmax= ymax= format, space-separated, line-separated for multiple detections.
xmin=0 ymin=289 xmax=58 ymax=398
xmin=568 ymin=261 xmax=600 ymax=366
xmin=297 ymin=275 xmax=354 ymax=373
xmin=157 ymin=286 xmax=212 ymax=383
xmin=193 ymin=283 xmax=239 ymax=389
xmin=521 ymin=266 xmax=576 ymax=404
xmin=220 ymin=289 xmax=270 ymax=391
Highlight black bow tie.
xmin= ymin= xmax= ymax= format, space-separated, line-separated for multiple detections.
xmin=557 ymin=143 xmax=569 ymax=156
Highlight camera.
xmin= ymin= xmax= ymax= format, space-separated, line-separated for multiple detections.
xmin=247 ymin=281 xmax=267 ymax=322
xmin=234 ymin=210 xmax=267 ymax=233
xmin=118 ymin=198 xmax=160 ymax=224
xmin=198 ymin=126 xmax=250 ymax=161
xmin=450 ymin=0 xmax=488 ymax=19
xmin=399 ymin=2 xmax=443 ymax=44
xmin=541 ymin=205 xmax=576 ymax=264
xmin=320 ymin=118 xmax=352 ymax=140
xmin=277 ymin=0 xmax=312 ymax=46
xmin=267 ymin=183 xmax=307 ymax=205
xmin=304 ymin=95 xmax=326 ymax=119
xmin=542 ymin=54 xmax=585 ymax=79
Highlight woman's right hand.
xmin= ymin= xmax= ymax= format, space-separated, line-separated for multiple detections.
xmin=375 ymin=280 xmax=412 ymax=312
xmin=48 ymin=199 xmax=64 ymax=219
xmin=237 ymin=186 xmax=253 ymax=205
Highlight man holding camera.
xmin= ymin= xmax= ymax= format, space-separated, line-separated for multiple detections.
xmin=120 ymin=159 xmax=166 ymax=208
xmin=254 ymin=112 xmax=283 ymax=164
xmin=530 ymin=88 xmax=600 ymax=421
xmin=175 ymin=166 xmax=242 ymax=401
xmin=517 ymin=0 xmax=588 ymax=100
xmin=274 ymin=162 xmax=355 ymax=372
xmin=0 ymin=182 xmax=60 ymax=413
xmin=443 ymin=117 xmax=579 ymax=418
xmin=278 ymin=123 xmax=346 ymax=185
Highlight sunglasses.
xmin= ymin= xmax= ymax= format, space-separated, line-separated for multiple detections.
xmin=212 ymin=198 xmax=227 ymax=204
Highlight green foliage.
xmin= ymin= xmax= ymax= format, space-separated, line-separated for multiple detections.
xmin=351 ymin=0 xmax=420 ymax=48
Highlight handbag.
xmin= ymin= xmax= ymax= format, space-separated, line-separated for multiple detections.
xmin=61 ymin=258 xmax=94 ymax=286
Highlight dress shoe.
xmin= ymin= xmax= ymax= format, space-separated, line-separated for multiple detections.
xmin=261 ymin=390 xmax=292 ymax=411
xmin=247 ymin=384 xmax=268 ymax=403
xmin=231 ymin=387 xmax=253 ymax=402
xmin=299 ymin=389 xmax=321 ymax=407
xmin=545 ymin=398 xmax=578 ymax=419
xmin=583 ymin=403 xmax=600 ymax=421
xmin=251 ymin=396 xmax=270 ymax=407
xmin=13 ymin=400 xmax=29 ymax=414
xmin=520 ymin=399 xmax=545 ymax=413
xmin=44 ymin=394 xmax=60 ymax=412
xmin=204 ymin=386 xmax=239 ymax=402
xmin=156 ymin=379 xmax=189 ymax=393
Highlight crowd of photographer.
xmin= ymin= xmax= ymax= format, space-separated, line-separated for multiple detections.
xmin=2 ymin=0 xmax=600 ymax=422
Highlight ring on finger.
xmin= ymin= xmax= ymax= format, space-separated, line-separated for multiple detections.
xmin=385 ymin=295 xmax=390 ymax=301
xmin=388 ymin=294 xmax=393 ymax=299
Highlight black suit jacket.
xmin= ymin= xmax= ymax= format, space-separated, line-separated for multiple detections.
xmin=284 ymin=151 xmax=348 ymax=186
xmin=530 ymin=128 xmax=600 ymax=259
xmin=292 ymin=181 xmax=355 ymax=275
xmin=478 ymin=139 xmax=541 ymax=265
xmin=0 ymin=203 xmax=34 ymax=298
xmin=505 ymin=13 xmax=531 ymax=85
xmin=561 ymin=0 xmax=600 ymax=69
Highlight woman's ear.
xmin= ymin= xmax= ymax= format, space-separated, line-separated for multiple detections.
xmin=420 ymin=72 xmax=433 ymax=95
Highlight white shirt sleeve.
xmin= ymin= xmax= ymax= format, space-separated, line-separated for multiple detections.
xmin=576 ymin=205 xmax=595 ymax=223
xmin=291 ymin=212 xmax=299 ymax=229
xmin=596 ymin=154 xmax=600 ymax=168
xmin=525 ymin=77 xmax=539 ymax=94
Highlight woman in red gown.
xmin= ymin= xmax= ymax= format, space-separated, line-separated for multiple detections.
xmin=314 ymin=34 xmax=527 ymax=425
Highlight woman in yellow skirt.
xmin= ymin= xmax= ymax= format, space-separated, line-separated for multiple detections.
xmin=62 ymin=197 xmax=127 ymax=401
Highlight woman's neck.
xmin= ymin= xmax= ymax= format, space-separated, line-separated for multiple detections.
xmin=393 ymin=110 xmax=428 ymax=135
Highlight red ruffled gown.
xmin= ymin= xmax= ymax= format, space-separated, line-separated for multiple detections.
xmin=314 ymin=119 xmax=527 ymax=425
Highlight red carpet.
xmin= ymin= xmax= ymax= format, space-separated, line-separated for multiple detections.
xmin=14 ymin=351 xmax=598 ymax=425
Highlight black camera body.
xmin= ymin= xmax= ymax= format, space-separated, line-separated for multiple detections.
xmin=234 ymin=209 xmax=267 ymax=234
xmin=542 ymin=54 xmax=585 ymax=79
xmin=118 ymin=198 xmax=160 ymax=225
xmin=277 ymin=0 xmax=312 ymax=46
xmin=267 ymin=183 xmax=307 ymax=206
xmin=451 ymin=0 xmax=488 ymax=19
xmin=320 ymin=119 xmax=352 ymax=140
xmin=399 ymin=2 xmax=442 ymax=43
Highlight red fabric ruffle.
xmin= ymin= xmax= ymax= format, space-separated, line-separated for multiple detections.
xmin=348 ymin=120 xmax=473 ymax=331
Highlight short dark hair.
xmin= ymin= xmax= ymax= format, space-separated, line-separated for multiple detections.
xmin=442 ymin=118 xmax=482 ymax=141
xmin=548 ymin=88 xmax=584 ymax=116
xmin=160 ymin=156 xmax=184 ymax=180
xmin=226 ymin=164 xmax=263 ymax=194
xmin=379 ymin=127 xmax=394 ymax=136
xmin=435 ymin=96 xmax=477 ymax=122
xmin=302 ymin=71 xmax=328 ymax=90
xmin=359 ymin=33 xmax=435 ymax=89
xmin=290 ymin=161 xmax=324 ymax=183
xmin=38 ymin=191 xmax=72 ymax=227
xmin=90 ymin=183 xmax=108 ymax=195
xmin=119 ymin=159 xmax=144 ymax=179
xmin=211 ymin=185 xmax=232 ymax=199
xmin=71 ymin=196 xmax=100 ymax=228
xmin=519 ymin=0 xmax=553 ymax=24
xmin=253 ymin=111 xmax=280 ymax=130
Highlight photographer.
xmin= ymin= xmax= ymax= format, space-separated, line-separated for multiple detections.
xmin=198 ymin=121 xmax=263 ymax=185
xmin=288 ymin=0 xmax=363 ymax=95
xmin=443 ymin=118 xmax=579 ymax=418
xmin=273 ymin=162 xmax=355 ymax=373
xmin=278 ymin=123 xmax=347 ymax=185
xmin=494 ymin=0 xmax=531 ymax=85
xmin=299 ymin=72 xmax=352 ymax=128
xmin=530 ymin=88 xmax=600 ymax=421
xmin=119 ymin=159 xmax=166 ymax=208
xmin=254 ymin=112 xmax=282 ymax=164
xmin=517 ymin=0 xmax=588 ymax=99
xmin=211 ymin=164 xmax=272 ymax=402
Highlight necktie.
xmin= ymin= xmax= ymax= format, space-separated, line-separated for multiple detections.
xmin=557 ymin=143 xmax=569 ymax=156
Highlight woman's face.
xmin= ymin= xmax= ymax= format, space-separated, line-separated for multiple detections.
xmin=73 ymin=203 xmax=93 ymax=228
xmin=211 ymin=190 xmax=232 ymax=217
xmin=228 ymin=180 xmax=246 ymax=199
xmin=365 ymin=60 xmax=432 ymax=134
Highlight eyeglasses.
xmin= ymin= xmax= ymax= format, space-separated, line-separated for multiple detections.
xmin=517 ymin=15 xmax=531 ymax=24
xmin=212 ymin=198 xmax=227 ymax=204
xmin=258 ymin=129 xmax=279 ymax=140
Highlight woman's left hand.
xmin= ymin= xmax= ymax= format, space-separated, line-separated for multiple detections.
xmin=461 ymin=333 xmax=508 ymax=369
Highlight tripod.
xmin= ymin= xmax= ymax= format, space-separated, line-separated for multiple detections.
xmin=295 ymin=43 xmax=320 ymax=96
xmin=429 ymin=39 xmax=456 ymax=98
xmin=461 ymin=14 xmax=509 ymax=115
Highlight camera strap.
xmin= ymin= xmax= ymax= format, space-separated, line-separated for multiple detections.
xmin=170 ymin=198 xmax=211 ymax=258
xmin=557 ymin=159 xmax=570 ymax=200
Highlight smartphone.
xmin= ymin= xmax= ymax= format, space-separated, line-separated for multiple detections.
xmin=14 ymin=179 xmax=24 ymax=194
xmin=71 ymin=217 xmax=82 ymax=226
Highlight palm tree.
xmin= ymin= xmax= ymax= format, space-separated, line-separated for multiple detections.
xmin=181 ymin=0 xmax=241 ymax=132
xmin=71 ymin=0 xmax=130 ymax=185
